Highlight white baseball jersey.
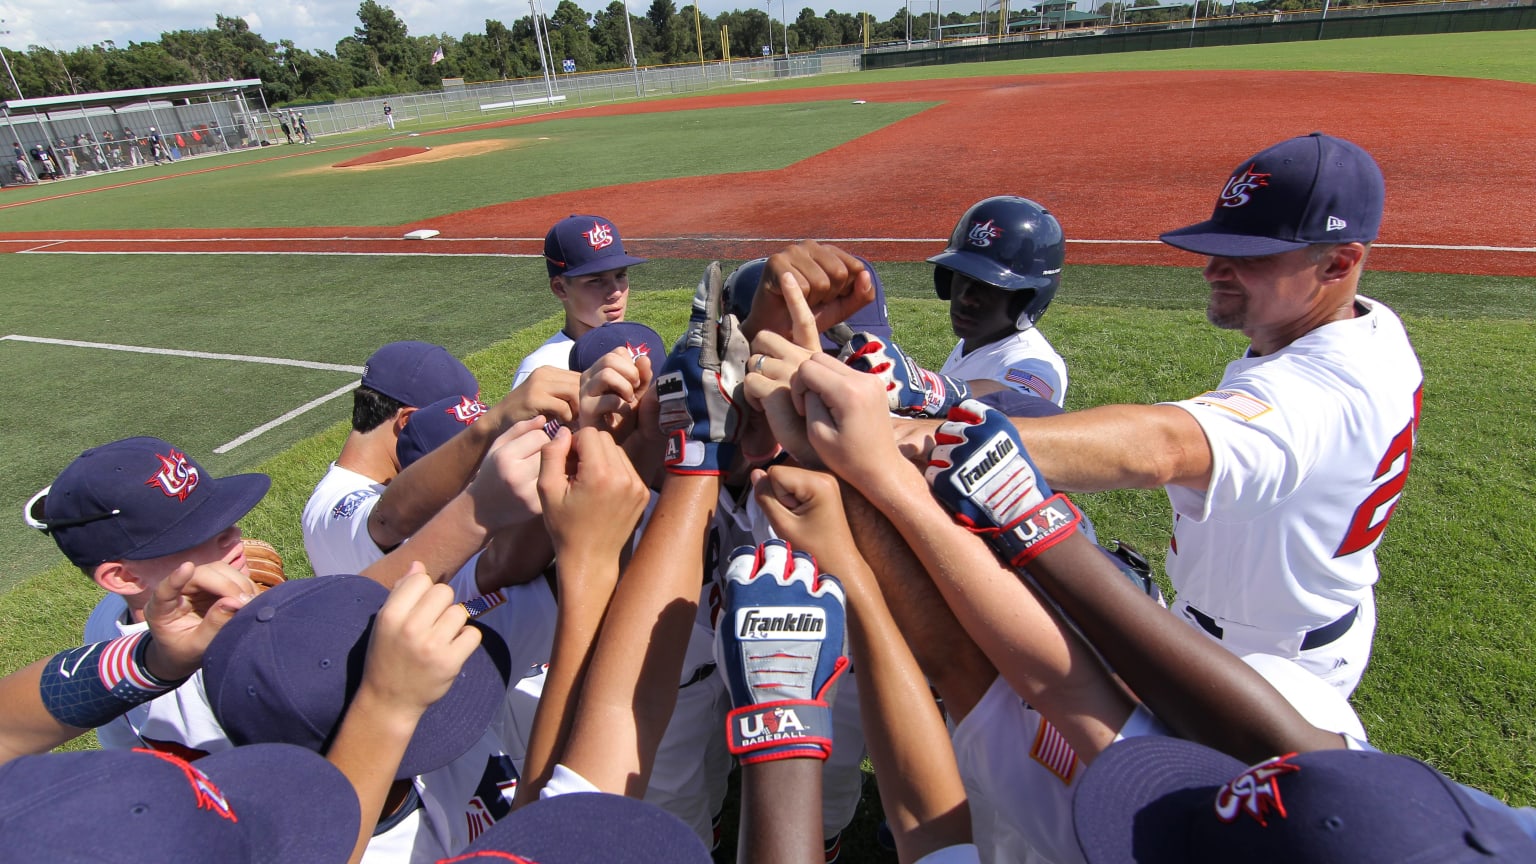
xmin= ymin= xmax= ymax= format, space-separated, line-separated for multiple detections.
xmin=83 ymin=593 xmax=231 ymax=757
xmin=302 ymin=462 xmax=387 ymax=577
xmin=510 ymin=331 xmax=574 ymax=390
xmin=1163 ymin=296 xmax=1422 ymax=686
xmin=952 ymin=677 xmax=1166 ymax=864
xmin=941 ymin=327 xmax=1068 ymax=406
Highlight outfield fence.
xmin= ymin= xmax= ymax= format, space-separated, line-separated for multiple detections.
xmin=282 ymin=51 xmax=863 ymax=140
xmin=864 ymin=0 xmax=1536 ymax=68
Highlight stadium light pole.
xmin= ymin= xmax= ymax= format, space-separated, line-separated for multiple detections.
xmin=766 ymin=0 xmax=773 ymax=56
xmin=781 ymin=0 xmax=790 ymax=59
xmin=622 ymin=0 xmax=643 ymax=97
xmin=0 ymin=20 xmax=26 ymax=101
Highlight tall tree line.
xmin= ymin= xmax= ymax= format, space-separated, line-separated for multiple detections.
xmin=0 ymin=1 xmax=906 ymax=103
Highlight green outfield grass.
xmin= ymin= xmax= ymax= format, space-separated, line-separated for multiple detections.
xmin=0 ymin=100 xmax=929 ymax=231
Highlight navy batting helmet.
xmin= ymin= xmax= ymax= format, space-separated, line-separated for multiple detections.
xmin=928 ymin=196 xmax=1065 ymax=329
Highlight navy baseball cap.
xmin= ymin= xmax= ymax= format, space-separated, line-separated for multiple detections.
xmin=568 ymin=321 xmax=666 ymax=373
xmin=27 ymin=437 xmax=270 ymax=568
xmin=725 ymin=256 xmax=893 ymax=352
xmin=0 ymin=743 xmax=359 ymax=864
xmin=397 ymin=393 xmax=488 ymax=469
xmin=544 ymin=215 xmax=647 ymax=279
xmin=361 ymin=341 xmax=479 ymax=408
xmin=1072 ymin=737 xmax=1536 ymax=864
xmin=1160 ymin=132 xmax=1385 ymax=258
xmin=445 ymin=792 xmax=712 ymax=863
xmin=203 ymin=575 xmax=513 ymax=779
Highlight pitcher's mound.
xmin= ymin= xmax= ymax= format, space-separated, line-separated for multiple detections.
xmin=334 ymin=147 xmax=430 ymax=167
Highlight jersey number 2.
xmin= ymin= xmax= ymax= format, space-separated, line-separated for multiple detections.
xmin=1335 ymin=385 xmax=1423 ymax=558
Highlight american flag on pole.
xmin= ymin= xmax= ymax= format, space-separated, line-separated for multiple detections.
xmin=431 ymin=46 xmax=446 ymax=65
xmin=1030 ymin=719 xmax=1078 ymax=784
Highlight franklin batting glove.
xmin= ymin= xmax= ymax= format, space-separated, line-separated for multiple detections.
xmin=839 ymin=332 xmax=971 ymax=418
xmin=925 ymin=400 xmax=1082 ymax=568
xmin=714 ymin=540 xmax=848 ymax=765
xmin=656 ymin=261 xmax=750 ymax=475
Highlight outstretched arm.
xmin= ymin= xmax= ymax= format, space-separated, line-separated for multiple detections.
xmin=755 ymin=466 xmax=974 ymax=863
xmin=0 ymin=561 xmax=250 ymax=766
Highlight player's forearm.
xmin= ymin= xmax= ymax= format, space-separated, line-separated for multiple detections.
xmin=1020 ymin=530 xmax=1345 ymax=761
xmin=368 ymin=422 xmax=496 ymax=549
xmin=559 ymin=473 xmax=717 ymax=795
xmin=839 ymin=556 xmax=973 ymax=864
xmin=325 ymin=688 xmax=419 ymax=864
xmin=362 ymin=493 xmax=490 ymax=589
xmin=1014 ymin=404 xmax=1212 ymax=492
xmin=738 ymin=758 xmax=825 ymax=864
xmin=865 ymin=467 xmax=1132 ymax=759
xmin=475 ymin=522 xmax=554 ymax=595
xmin=839 ymin=485 xmax=996 ymax=721
xmin=0 ymin=659 xmax=88 ymax=767
xmin=513 ymin=552 xmax=617 ymax=808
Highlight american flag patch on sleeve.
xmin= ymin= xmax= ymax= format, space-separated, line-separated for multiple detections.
xmin=460 ymin=590 xmax=508 ymax=618
xmin=1004 ymin=368 xmax=1055 ymax=401
xmin=1030 ymin=719 xmax=1078 ymax=784
xmin=1190 ymin=389 xmax=1272 ymax=421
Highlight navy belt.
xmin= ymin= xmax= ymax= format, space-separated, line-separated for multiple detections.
xmin=1187 ymin=605 xmax=1359 ymax=651
xmin=681 ymin=662 xmax=717 ymax=689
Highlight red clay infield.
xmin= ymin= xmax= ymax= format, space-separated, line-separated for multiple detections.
xmin=4 ymin=70 xmax=1533 ymax=276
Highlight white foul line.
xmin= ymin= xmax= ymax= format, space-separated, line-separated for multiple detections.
xmin=214 ymin=381 xmax=360 ymax=454
xmin=0 ymin=335 xmax=366 ymax=373
xmin=2 ymin=334 xmax=366 ymax=453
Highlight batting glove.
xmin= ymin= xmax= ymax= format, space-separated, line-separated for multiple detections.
xmin=839 ymin=332 xmax=971 ymax=418
xmin=656 ymin=261 xmax=750 ymax=475
xmin=715 ymin=540 xmax=848 ymax=765
xmin=925 ymin=400 xmax=1082 ymax=568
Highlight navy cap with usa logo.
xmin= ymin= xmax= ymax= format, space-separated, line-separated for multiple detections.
xmin=544 ymin=214 xmax=648 ymax=279
xmin=568 ymin=320 xmax=666 ymax=373
xmin=397 ymin=393 xmax=489 ymax=470
xmin=361 ymin=340 xmax=479 ymax=409
xmin=1072 ymin=736 xmax=1536 ymax=864
xmin=26 ymin=437 xmax=270 ymax=569
xmin=0 ymin=743 xmax=359 ymax=864
xmin=1160 ymin=132 xmax=1385 ymax=258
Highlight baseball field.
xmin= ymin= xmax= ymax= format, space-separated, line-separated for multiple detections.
xmin=1 ymin=28 xmax=1533 ymax=857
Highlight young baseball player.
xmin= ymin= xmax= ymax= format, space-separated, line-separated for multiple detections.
xmin=301 ymin=340 xmax=479 ymax=577
xmin=28 ymin=436 xmax=265 ymax=757
xmin=930 ymin=195 xmax=1070 ymax=406
xmin=510 ymin=214 xmax=648 ymax=389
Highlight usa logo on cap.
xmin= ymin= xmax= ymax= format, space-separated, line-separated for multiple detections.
xmin=967 ymin=219 xmax=1002 ymax=248
xmin=137 ymin=748 xmax=238 ymax=823
xmin=584 ymin=221 xmax=615 ymax=250
xmin=448 ymin=395 xmax=487 ymax=425
xmin=1214 ymin=752 xmax=1302 ymax=827
xmin=146 ymin=448 xmax=200 ymax=501
xmin=1218 ymin=164 xmax=1271 ymax=208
